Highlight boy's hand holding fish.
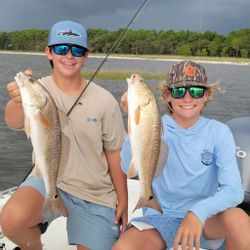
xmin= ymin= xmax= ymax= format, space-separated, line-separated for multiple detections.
xmin=120 ymin=91 xmax=128 ymax=113
xmin=6 ymin=70 xmax=68 ymax=220
xmin=5 ymin=69 xmax=32 ymax=130
xmin=6 ymin=69 xmax=32 ymax=103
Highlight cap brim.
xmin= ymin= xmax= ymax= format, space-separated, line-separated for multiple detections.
xmin=168 ymin=81 xmax=208 ymax=88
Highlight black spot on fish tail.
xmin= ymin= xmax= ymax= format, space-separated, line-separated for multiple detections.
xmin=54 ymin=193 xmax=58 ymax=199
xmin=148 ymin=195 xmax=154 ymax=201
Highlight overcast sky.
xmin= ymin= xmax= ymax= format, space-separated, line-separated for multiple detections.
xmin=1 ymin=0 xmax=250 ymax=35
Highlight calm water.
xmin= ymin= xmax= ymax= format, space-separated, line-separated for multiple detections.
xmin=0 ymin=53 xmax=250 ymax=189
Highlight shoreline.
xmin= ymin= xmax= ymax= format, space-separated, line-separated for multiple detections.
xmin=1 ymin=50 xmax=250 ymax=66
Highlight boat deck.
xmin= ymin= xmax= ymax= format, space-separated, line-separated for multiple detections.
xmin=0 ymin=180 xmax=208 ymax=250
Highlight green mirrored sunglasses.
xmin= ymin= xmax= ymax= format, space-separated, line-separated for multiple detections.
xmin=169 ymin=86 xmax=207 ymax=99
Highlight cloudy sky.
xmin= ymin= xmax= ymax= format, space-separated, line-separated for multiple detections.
xmin=1 ymin=0 xmax=250 ymax=35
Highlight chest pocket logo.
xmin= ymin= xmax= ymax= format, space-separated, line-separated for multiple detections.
xmin=86 ymin=117 xmax=98 ymax=123
xmin=201 ymin=149 xmax=213 ymax=166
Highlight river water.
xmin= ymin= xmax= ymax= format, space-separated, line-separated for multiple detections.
xmin=0 ymin=53 xmax=250 ymax=190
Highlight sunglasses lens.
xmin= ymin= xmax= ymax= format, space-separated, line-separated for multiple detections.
xmin=53 ymin=45 xmax=69 ymax=55
xmin=71 ymin=46 xmax=87 ymax=57
xmin=171 ymin=87 xmax=186 ymax=99
xmin=52 ymin=45 xmax=87 ymax=57
xmin=170 ymin=87 xmax=206 ymax=99
xmin=189 ymin=87 xmax=206 ymax=98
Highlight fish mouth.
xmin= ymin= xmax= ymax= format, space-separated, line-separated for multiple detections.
xmin=15 ymin=72 xmax=36 ymax=89
xmin=127 ymin=73 xmax=143 ymax=85
xmin=127 ymin=74 xmax=137 ymax=85
xmin=15 ymin=72 xmax=25 ymax=88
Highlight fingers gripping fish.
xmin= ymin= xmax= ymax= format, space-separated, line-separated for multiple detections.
xmin=15 ymin=72 xmax=67 ymax=220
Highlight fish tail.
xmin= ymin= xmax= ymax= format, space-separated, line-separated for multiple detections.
xmin=41 ymin=194 xmax=68 ymax=221
xmin=133 ymin=195 xmax=163 ymax=214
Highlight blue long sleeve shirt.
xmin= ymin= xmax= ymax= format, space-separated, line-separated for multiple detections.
xmin=121 ymin=115 xmax=244 ymax=224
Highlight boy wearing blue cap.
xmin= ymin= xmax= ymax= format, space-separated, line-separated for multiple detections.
xmin=113 ymin=61 xmax=250 ymax=250
xmin=1 ymin=20 xmax=127 ymax=250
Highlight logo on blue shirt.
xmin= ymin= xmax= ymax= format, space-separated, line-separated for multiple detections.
xmin=201 ymin=149 xmax=213 ymax=166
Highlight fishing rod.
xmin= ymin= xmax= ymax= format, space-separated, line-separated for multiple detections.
xmin=66 ymin=0 xmax=149 ymax=116
xmin=19 ymin=0 xmax=149 ymax=187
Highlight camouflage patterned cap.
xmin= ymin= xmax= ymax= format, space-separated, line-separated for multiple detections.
xmin=167 ymin=61 xmax=208 ymax=88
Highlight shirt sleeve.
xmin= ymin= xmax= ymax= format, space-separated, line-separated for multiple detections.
xmin=190 ymin=126 xmax=244 ymax=224
xmin=102 ymin=103 xmax=126 ymax=150
xmin=121 ymin=135 xmax=132 ymax=174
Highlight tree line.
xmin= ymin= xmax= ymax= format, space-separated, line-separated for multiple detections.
xmin=1 ymin=28 xmax=250 ymax=58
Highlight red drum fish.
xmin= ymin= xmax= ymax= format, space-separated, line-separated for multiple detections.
xmin=127 ymin=73 xmax=167 ymax=213
xmin=15 ymin=72 xmax=67 ymax=220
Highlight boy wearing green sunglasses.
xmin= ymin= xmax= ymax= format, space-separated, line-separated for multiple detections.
xmin=115 ymin=61 xmax=250 ymax=250
xmin=161 ymin=61 xmax=221 ymax=128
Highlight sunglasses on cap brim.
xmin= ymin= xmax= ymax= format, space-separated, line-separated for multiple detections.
xmin=51 ymin=44 xmax=88 ymax=57
xmin=168 ymin=86 xmax=207 ymax=99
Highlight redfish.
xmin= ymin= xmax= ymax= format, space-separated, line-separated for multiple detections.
xmin=15 ymin=72 xmax=67 ymax=220
xmin=127 ymin=73 xmax=167 ymax=213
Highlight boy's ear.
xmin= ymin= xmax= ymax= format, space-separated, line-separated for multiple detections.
xmin=204 ymin=88 xmax=211 ymax=101
xmin=165 ymin=91 xmax=172 ymax=103
xmin=84 ymin=51 xmax=89 ymax=60
xmin=45 ymin=47 xmax=53 ymax=60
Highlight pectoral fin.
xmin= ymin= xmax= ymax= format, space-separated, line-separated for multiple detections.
xmin=30 ymin=165 xmax=42 ymax=177
xmin=24 ymin=118 xmax=31 ymax=139
xmin=134 ymin=106 xmax=140 ymax=125
xmin=127 ymin=161 xmax=138 ymax=179
xmin=36 ymin=111 xmax=53 ymax=129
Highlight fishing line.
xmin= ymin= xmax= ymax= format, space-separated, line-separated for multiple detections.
xmin=198 ymin=0 xmax=204 ymax=52
xmin=16 ymin=0 xmax=149 ymax=186
xmin=66 ymin=0 xmax=149 ymax=116
xmin=199 ymin=0 xmax=204 ymax=33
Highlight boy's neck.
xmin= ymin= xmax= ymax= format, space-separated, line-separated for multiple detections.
xmin=171 ymin=114 xmax=200 ymax=129
xmin=52 ymin=73 xmax=87 ymax=96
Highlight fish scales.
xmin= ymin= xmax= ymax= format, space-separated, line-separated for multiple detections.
xmin=127 ymin=73 xmax=164 ymax=213
xmin=132 ymin=87 xmax=160 ymax=194
xmin=15 ymin=72 xmax=67 ymax=219
xmin=33 ymin=89 xmax=60 ymax=199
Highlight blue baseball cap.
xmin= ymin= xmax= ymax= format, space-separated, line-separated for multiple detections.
xmin=48 ymin=20 xmax=88 ymax=49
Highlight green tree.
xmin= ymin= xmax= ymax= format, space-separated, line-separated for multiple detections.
xmin=175 ymin=44 xmax=192 ymax=56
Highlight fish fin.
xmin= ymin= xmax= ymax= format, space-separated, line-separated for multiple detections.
xmin=127 ymin=162 xmax=138 ymax=179
xmin=134 ymin=106 xmax=140 ymax=125
xmin=133 ymin=195 xmax=163 ymax=214
xmin=154 ymin=139 xmax=168 ymax=178
xmin=30 ymin=165 xmax=42 ymax=177
xmin=31 ymin=152 xmax=36 ymax=165
xmin=41 ymin=193 xmax=68 ymax=222
xmin=24 ymin=118 xmax=31 ymax=139
xmin=133 ymin=98 xmax=150 ymax=125
xmin=36 ymin=111 xmax=53 ymax=129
